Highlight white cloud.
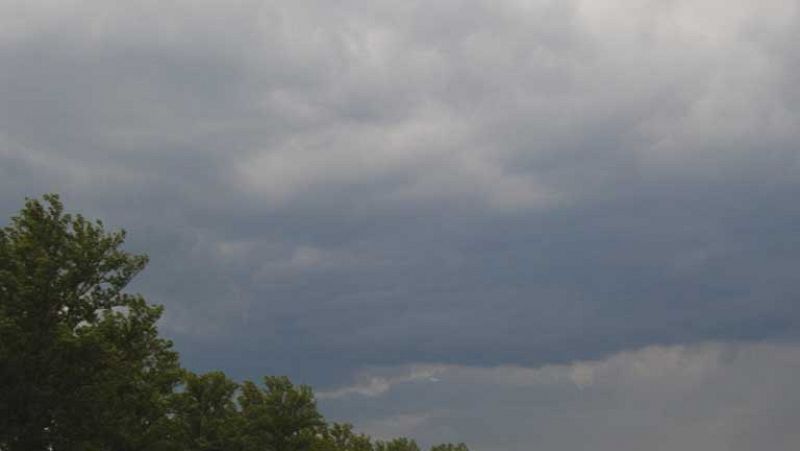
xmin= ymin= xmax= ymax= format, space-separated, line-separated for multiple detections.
xmin=319 ymin=365 xmax=447 ymax=400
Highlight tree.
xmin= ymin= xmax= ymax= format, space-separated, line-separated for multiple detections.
xmin=239 ymin=375 xmax=324 ymax=451
xmin=373 ymin=438 xmax=420 ymax=451
xmin=429 ymin=444 xmax=469 ymax=451
xmin=0 ymin=195 xmax=470 ymax=451
xmin=0 ymin=195 xmax=181 ymax=450
xmin=311 ymin=423 xmax=373 ymax=451
xmin=172 ymin=371 xmax=244 ymax=451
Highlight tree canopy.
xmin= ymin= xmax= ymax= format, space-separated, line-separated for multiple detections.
xmin=0 ymin=195 xmax=470 ymax=451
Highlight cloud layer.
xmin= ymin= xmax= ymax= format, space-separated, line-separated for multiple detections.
xmin=1 ymin=0 xmax=799 ymax=392
xmin=320 ymin=342 xmax=800 ymax=451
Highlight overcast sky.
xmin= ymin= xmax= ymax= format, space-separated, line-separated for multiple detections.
xmin=2 ymin=0 xmax=800 ymax=449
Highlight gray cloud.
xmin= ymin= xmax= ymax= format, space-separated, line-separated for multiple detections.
xmin=320 ymin=342 xmax=800 ymax=451
xmin=2 ymin=0 xmax=800 ymax=395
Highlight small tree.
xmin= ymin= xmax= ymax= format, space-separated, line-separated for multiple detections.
xmin=311 ymin=423 xmax=373 ymax=451
xmin=429 ymin=444 xmax=469 ymax=451
xmin=239 ymin=375 xmax=324 ymax=451
xmin=374 ymin=438 xmax=420 ymax=451
xmin=172 ymin=371 xmax=244 ymax=451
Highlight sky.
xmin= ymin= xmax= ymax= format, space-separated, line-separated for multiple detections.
xmin=2 ymin=0 xmax=799 ymax=449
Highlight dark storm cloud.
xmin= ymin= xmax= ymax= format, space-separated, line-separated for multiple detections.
xmin=2 ymin=0 xmax=800 ymax=392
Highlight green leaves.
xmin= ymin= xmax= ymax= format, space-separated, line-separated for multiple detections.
xmin=239 ymin=376 xmax=324 ymax=451
xmin=374 ymin=438 xmax=421 ymax=451
xmin=312 ymin=423 xmax=374 ymax=451
xmin=0 ymin=195 xmax=178 ymax=450
xmin=172 ymin=371 xmax=244 ymax=451
xmin=429 ymin=444 xmax=469 ymax=451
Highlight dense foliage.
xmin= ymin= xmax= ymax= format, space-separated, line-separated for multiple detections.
xmin=0 ymin=195 xmax=469 ymax=451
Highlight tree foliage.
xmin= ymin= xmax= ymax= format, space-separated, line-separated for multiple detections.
xmin=0 ymin=194 xmax=180 ymax=450
xmin=312 ymin=423 xmax=374 ymax=451
xmin=0 ymin=195 xmax=468 ymax=451
xmin=172 ymin=371 xmax=244 ymax=451
xmin=239 ymin=376 xmax=324 ymax=451
xmin=374 ymin=438 xmax=421 ymax=451
xmin=429 ymin=444 xmax=469 ymax=451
